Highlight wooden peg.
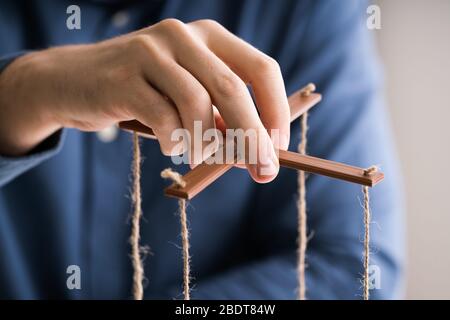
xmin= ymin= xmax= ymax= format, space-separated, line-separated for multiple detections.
xmin=163 ymin=150 xmax=383 ymax=199
xmin=300 ymin=83 xmax=316 ymax=97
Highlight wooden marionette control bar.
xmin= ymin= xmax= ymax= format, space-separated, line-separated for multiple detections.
xmin=278 ymin=150 xmax=384 ymax=187
xmin=118 ymin=84 xmax=384 ymax=200
xmin=161 ymin=151 xmax=384 ymax=199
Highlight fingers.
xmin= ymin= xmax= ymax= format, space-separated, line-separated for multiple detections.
xmin=189 ymin=19 xmax=291 ymax=151
xmin=148 ymin=21 xmax=279 ymax=182
xmin=129 ymin=35 xmax=220 ymax=165
xmin=130 ymin=80 xmax=184 ymax=156
xmin=151 ymin=61 xmax=219 ymax=166
xmin=130 ymin=19 xmax=285 ymax=182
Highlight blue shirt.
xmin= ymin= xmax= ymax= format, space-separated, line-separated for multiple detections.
xmin=0 ymin=0 xmax=405 ymax=299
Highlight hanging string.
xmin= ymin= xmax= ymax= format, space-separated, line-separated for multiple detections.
xmin=126 ymin=81 xmax=378 ymax=302
xmin=161 ymin=168 xmax=191 ymax=300
xmin=130 ymin=132 xmax=144 ymax=300
xmin=296 ymin=83 xmax=314 ymax=300
xmin=297 ymin=112 xmax=308 ymax=300
xmin=362 ymin=165 xmax=377 ymax=300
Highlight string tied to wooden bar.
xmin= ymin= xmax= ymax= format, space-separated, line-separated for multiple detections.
xmin=130 ymin=132 xmax=145 ymax=300
xmin=125 ymin=82 xmax=382 ymax=301
xmin=296 ymin=83 xmax=315 ymax=300
xmin=161 ymin=168 xmax=191 ymax=300
xmin=362 ymin=165 xmax=378 ymax=300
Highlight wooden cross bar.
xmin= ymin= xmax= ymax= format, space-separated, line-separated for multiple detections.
xmin=119 ymin=84 xmax=384 ymax=200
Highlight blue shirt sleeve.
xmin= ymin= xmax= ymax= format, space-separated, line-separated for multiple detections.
xmin=0 ymin=53 xmax=66 ymax=187
xmin=190 ymin=0 xmax=405 ymax=299
xmin=0 ymin=0 xmax=405 ymax=299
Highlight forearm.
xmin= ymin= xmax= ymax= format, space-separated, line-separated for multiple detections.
xmin=0 ymin=52 xmax=60 ymax=156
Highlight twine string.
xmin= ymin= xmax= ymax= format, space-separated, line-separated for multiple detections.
xmin=128 ymin=81 xmax=378 ymax=302
xmin=161 ymin=168 xmax=190 ymax=300
xmin=296 ymin=83 xmax=314 ymax=300
xmin=297 ymin=112 xmax=308 ymax=300
xmin=130 ymin=132 xmax=144 ymax=300
xmin=362 ymin=165 xmax=378 ymax=300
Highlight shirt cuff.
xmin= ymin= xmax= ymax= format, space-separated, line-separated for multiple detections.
xmin=0 ymin=130 xmax=65 ymax=187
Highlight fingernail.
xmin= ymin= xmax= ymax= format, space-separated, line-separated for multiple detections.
xmin=279 ymin=133 xmax=290 ymax=150
xmin=247 ymin=156 xmax=279 ymax=183
xmin=258 ymin=150 xmax=279 ymax=178
xmin=262 ymin=158 xmax=278 ymax=177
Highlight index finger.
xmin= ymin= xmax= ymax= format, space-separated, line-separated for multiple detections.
xmin=189 ymin=20 xmax=291 ymax=150
xmin=150 ymin=21 xmax=280 ymax=182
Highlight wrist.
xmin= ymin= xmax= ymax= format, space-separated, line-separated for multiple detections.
xmin=0 ymin=52 xmax=61 ymax=156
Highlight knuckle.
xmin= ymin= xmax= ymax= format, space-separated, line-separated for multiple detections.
xmin=128 ymin=34 xmax=149 ymax=48
xmin=127 ymin=34 xmax=162 ymax=63
xmin=254 ymin=55 xmax=281 ymax=76
xmin=192 ymin=19 xmax=221 ymax=30
xmin=128 ymin=34 xmax=153 ymax=54
xmin=189 ymin=19 xmax=226 ymax=42
xmin=157 ymin=18 xmax=186 ymax=33
xmin=213 ymin=72 xmax=247 ymax=98
xmin=180 ymin=89 xmax=211 ymax=112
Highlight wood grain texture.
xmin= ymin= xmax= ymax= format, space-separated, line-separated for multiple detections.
xmin=164 ymin=162 xmax=234 ymax=199
xmin=278 ymin=150 xmax=384 ymax=187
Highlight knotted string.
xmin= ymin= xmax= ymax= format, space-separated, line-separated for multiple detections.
xmin=127 ymin=81 xmax=378 ymax=301
xmin=161 ymin=168 xmax=191 ymax=300
xmin=362 ymin=165 xmax=378 ymax=300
